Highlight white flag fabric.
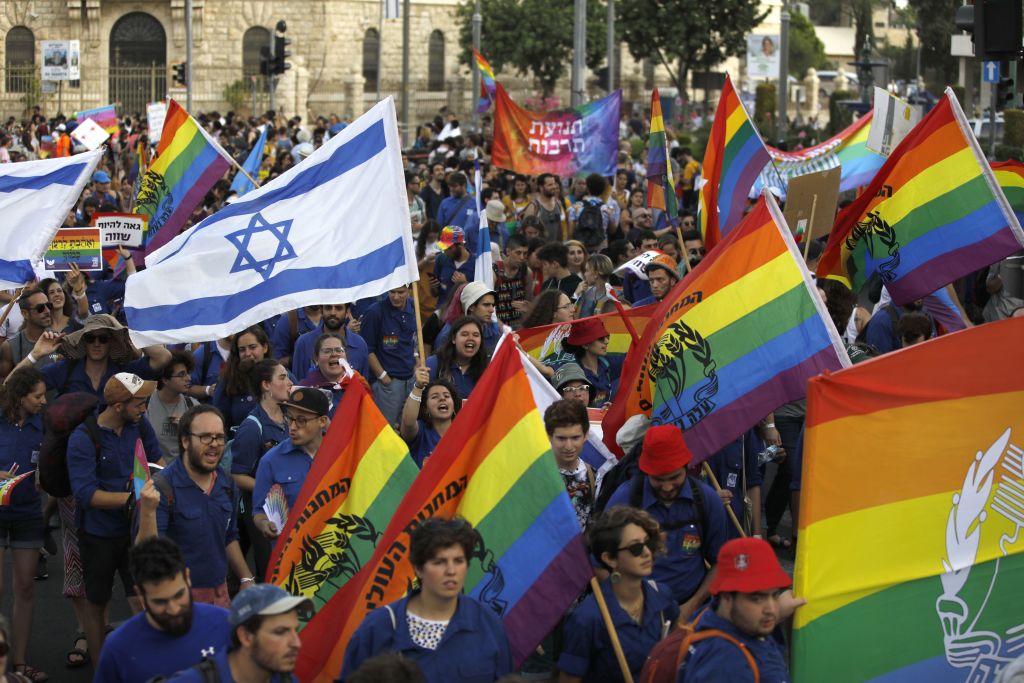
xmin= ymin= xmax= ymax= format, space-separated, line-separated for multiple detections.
xmin=0 ymin=149 xmax=103 ymax=289
xmin=125 ymin=98 xmax=418 ymax=347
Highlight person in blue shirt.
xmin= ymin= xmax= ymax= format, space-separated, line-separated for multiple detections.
xmin=559 ymin=506 xmax=680 ymax=683
xmin=702 ymin=429 xmax=764 ymax=540
xmin=0 ymin=368 xmax=49 ymax=681
xmin=298 ymin=333 xmax=363 ymax=418
xmin=67 ymin=372 xmax=164 ymax=664
xmin=167 ymin=583 xmax=311 ymax=683
xmin=400 ymin=366 xmax=460 ymax=468
xmin=433 ymin=281 xmax=502 ymax=354
xmin=290 ymin=303 xmax=369 ymax=380
xmin=339 ymin=517 xmax=513 ymax=683
xmin=362 ymin=285 xmax=419 ymax=426
xmin=432 ymin=226 xmax=475 ymax=307
xmin=269 ymin=305 xmax=322 ymax=370
xmin=213 ymin=325 xmax=271 ymax=429
xmin=677 ymin=537 xmax=805 ymax=683
xmin=435 ymin=171 xmax=480 ymax=246
xmin=253 ymin=388 xmax=330 ymax=540
xmin=632 ymin=253 xmax=679 ymax=308
xmin=94 ymin=536 xmax=232 ymax=683
xmin=135 ymin=405 xmax=254 ymax=608
xmin=189 ymin=338 xmax=232 ymax=401
xmin=606 ymin=425 xmax=727 ymax=618
xmin=559 ymin=317 xmax=623 ymax=408
xmin=425 ymin=316 xmax=489 ymax=400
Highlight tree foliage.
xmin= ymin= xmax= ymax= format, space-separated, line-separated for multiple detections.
xmin=455 ymin=0 xmax=607 ymax=97
xmin=789 ymin=11 xmax=833 ymax=78
xmin=616 ymin=0 xmax=767 ymax=97
xmin=907 ymin=0 xmax=956 ymax=92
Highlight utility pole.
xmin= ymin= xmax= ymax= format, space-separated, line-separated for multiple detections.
xmin=572 ymin=0 xmax=587 ymax=106
xmin=778 ymin=0 xmax=789 ymax=139
xmin=185 ymin=0 xmax=193 ymax=111
xmin=268 ymin=31 xmax=275 ymax=114
xmin=606 ymin=0 xmax=614 ymax=92
xmin=401 ymin=0 xmax=410 ymax=146
xmin=377 ymin=0 xmax=384 ymax=102
xmin=472 ymin=0 xmax=481 ymax=130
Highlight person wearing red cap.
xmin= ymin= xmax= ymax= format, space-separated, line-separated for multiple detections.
xmin=676 ymin=537 xmax=805 ymax=683
xmin=558 ymin=317 xmax=621 ymax=407
xmin=605 ymin=425 xmax=727 ymax=620
xmin=632 ymin=253 xmax=679 ymax=307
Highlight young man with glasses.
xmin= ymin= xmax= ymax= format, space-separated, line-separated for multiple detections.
xmin=148 ymin=350 xmax=199 ymax=461
xmin=0 ymin=288 xmax=54 ymax=377
xmin=252 ymin=389 xmax=330 ymax=540
xmin=135 ymin=405 xmax=253 ymax=608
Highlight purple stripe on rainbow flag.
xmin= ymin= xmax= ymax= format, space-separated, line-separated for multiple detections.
xmin=720 ymin=134 xmax=772 ymax=234
xmin=146 ymin=151 xmax=231 ymax=254
xmin=896 ymin=228 xmax=1023 ymax=300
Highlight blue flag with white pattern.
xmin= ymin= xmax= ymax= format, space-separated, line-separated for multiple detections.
xmin=125 ymin=98 xmax=418 ymax=347
xmin=229 ymin=123 xmax=269 ymax=197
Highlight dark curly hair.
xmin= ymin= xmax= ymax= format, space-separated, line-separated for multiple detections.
xmin=409 ymin=516 xmax=481 ymax=569
xmin=223 ymin=325 xmax=270 ymax=396
xmin=418 ymin=378 xmax=462 ymax=426
xmin=0 ymin=367 xmax=45 ymax=423
xmin=588 ymin=506 xmax=665 ymax=571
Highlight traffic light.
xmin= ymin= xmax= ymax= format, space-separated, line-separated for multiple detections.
xmin=995 ymin=76 xmax=1016 ymax=110
xmin=273 ymin=20 xmax=291 ymax=75
xmin=259 ymin=46 xmax=272 ymax=76
xmin=172 ymin=62 xmax=187 ymax=87
xmin=955 ymin=0 xmax=1023 ymax=60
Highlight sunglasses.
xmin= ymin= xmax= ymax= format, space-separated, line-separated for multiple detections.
xmin=30 ymin=302 xmax=54 ymax=313
xmin=83 ymin=333 xmax=111 ymax=344
xmin=617 ymin=538 xmax=658 ymax=557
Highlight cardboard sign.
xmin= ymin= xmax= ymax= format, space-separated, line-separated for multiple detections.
xmin=867 ymin=87 xmax=921 ymax=157
xmin=147 ymin=101 xmax=167 ymax=143
xmin=95 ymin=213 xmax=148 ymax=248
xmin=44 ymin=227 xmax=102 ymax=271
xmin=783 ymin=167 xmax=841 ymax=245
xmin=70 ymin=117 xmax=110 ymax=151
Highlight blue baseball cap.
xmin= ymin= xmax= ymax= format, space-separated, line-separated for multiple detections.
xmin=229 ymin=584 xmax=312 ymax=626
xmin=93 ymin=170 xmax=111 ymax=183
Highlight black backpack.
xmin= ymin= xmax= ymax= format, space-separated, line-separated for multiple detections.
xmin=39 ymin=392 xmax=101 ymax=498
xmin=574 ymin=201 xmax=605 ymax=250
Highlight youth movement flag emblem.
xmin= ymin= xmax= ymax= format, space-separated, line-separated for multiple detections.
xmin=124 ymin=98 xmax=418 ymax=347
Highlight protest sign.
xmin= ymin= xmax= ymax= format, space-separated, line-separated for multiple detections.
xmin=44 ymin=227 xmax=102 ymax=272
xmin=95 ymin=213 xmax=148 ymax=248
xmin=783 ymin=167 xmax=841 ymax=246
xmin=70 ymin=117 xmax=110 ymax=151
xmin=147 ymin=101 xmax=167 ymax=143
xmin=867 ymin=87 xmax=921 ymax=157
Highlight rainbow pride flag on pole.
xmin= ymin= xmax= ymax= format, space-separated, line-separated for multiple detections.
xmin=818 ymin=88 xmax=1024 ymax=305
xmin=516 ymin=305 xmax=655 ymax=369
xmin=76 ymin=104 xmax=119 ymax=136
xmin=271 ymin=380 xmax=418 ymax=681
xmin=993 ymin=159 xmax=1024 ymax=223
xmin=135 ymin=99 xmax=234 ymax=256
xmin=697 ymin=74 xmax=771 ymax=252
xmin=474 ymin=48 xmax=497 ymax=114
xmin=603 ymin=194 xmax=849 ymax=459
xmin=647 ymin=88 xmax=678 ymax=220
xmin=310 ymin=342 xmax=591 ymax=681
xmin=793 ymin=317 xmax=1024 ymax=682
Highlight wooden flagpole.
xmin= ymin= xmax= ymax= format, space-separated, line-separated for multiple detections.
xmin=589 ymin=576 xmax=636 ymax=683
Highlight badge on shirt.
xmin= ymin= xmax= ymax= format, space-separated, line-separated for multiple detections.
xmin=382 ymin=334 xmax=399 ymax=347
xmin=726 ymin=472 xmax=738 ymax=489
xmin=682 ymin=526 xmax=702 ymax=554
xmin=91 ymin=302 xmax=102 ymax=313
xmin=30 ymin=450 xmax=40 ymax=465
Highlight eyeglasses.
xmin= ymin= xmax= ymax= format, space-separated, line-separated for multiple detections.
xmin=617 ymin=538 xmax=658 ymax=557
xmin=30 ymin=302 xmax=54 ymax=313
xmin=169 ymin=371 xmax=191 ymax=379
xmin=285 ymin=414 xmax=317 ymax=427
xmin=560 ymin=384 xmax=591 ymax=395
xmin=83 ymin=333 xmax=111 ymax=344
xmin=318 ymin=347 xmax=345 ymax=356
xmin=557 ymin=302 xmax=575 ymax=311
xmin=189 ymin=432 xmax=227 ymax=445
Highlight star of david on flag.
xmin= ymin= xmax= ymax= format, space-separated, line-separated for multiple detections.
xmin=124 ymin=98 xmax=419 ymax=347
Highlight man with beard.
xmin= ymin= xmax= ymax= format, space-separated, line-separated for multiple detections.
xmin=167 ymin=584 xmax=311 ymax=683
xmin=289 ymin=303 xmax=368 ymax=380
xmin=135 ymin=405 xmax=254 ymax=608
xmin=94 ymin=537 xmax=231 ymax=682
xmin=681 ymin=229 xmax=706 ymax=271
xmin=632 ymin=253 xmax=680 ymax=307
xmin=523 ymin=173 xmax=568 ymax=242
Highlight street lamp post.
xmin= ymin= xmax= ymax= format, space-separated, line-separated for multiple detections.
xmin=572 ymin=0 xmax=587 ymax=106
xmin=778 ymin=0 xmax=789 ymax=139
xmin=472 ymin=0 xmax=481 ymax=130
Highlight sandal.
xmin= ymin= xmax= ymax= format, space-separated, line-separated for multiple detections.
xmin=13 ymin=664 xmax=48 ymax=682
xmin=767 ymin=534 xmax=793 ymax=550
xmin=65 ymin=633 xmax=89 ymax=669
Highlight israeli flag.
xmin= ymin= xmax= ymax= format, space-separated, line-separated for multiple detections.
xmin=0 ymin=149 xmax=103 ymax=288
xmin=125 ymin=98 xmax=418 ymax=347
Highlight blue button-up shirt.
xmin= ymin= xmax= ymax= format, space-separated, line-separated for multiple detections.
xmin=190 ymin=341 xmax=225 ymax=388
xmin=167 ymin=649 xmax=299 ymax=683
xmin=0 ymin=413 xmax=43 ymax=520
xmin=253 ymin=437 xmax=312 ymax=514
xmin=433 ymin=319 xmax=502 ymax=356
xmin=149 ymin=458 xmax=239 ymax=588
xmin=270 ymin=308 xmax=320 ymax=362
xmin=432 ymin=251 xmax=477 ymax=306
xmin=68 ymin=416 xmax=163 ymax=538
xmin=228 ymin=405 xmax=288 ymax=478
xmin=339 ymin=594 xmax=513 ymax=683
xmin=677 ymin=602 xmax=790 ymax=683
xmin=606 ymin=476 xmax=727 ymax=603
xmin=43 ymin=355 xmax=158 ymax=399
xmin=437 ymin=195 xmax=481 ymax=246
xmin=560 ymin=579 xmax=680 ymax=682
xmin=290 ymin=325 xmax=369 ymax=381
xmin=425 ymin=354 xmax=478 ymax=400
xmin=702 ymin=429 xmax=763 ymax=539
xmin=360 ymin=299 xmax=418 ymax=380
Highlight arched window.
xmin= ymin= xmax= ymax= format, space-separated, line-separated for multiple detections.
xmin=363 ymin=29 xmax=379 ymax=93
xmin=427 ymin=30 xmax=445 ymax=92
xmin=109 ymin=13 xmax=166 ymax=117
xmin=242 ymin=27 xmax=271 ymax=77
xmin=5 ymin=27 xmax=34 ymax=93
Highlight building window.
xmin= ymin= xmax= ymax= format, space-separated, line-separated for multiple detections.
xmin=5 ymin=26 xmax=34 ymax=93
xmin=427 ymin=30 xmax=445 ymax=92
xmin=363 ymin=29 xmax=379 ymax=93
xmin=243 ymin=26 xmax=271 ymax=77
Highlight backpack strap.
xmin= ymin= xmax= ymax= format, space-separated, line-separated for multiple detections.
xmin=195 ymin=657 xmax=221 ymax=683
xmin=679 ymin=628 xmax=760 ymax=683
xmin=628 ymin=472 xmax=645 ymax=509
xmin=686 ymin=476 xmax=712 ymax=566
xmin=200 ymin=341 xmax=214 ymax=384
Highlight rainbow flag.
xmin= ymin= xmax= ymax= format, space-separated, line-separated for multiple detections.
xmin=135 ymin=99 xmax=233 ymax=256
xmin=793 ymin=317 xmax=1024 ymax=682
xmin=313 ymin=342 xmax=591 ymax=681
xmin=76 ymin=104 xmax=119 ymax=136
xmin=697 ymin=74 xmax=771 ymax=252
xmin=492 ymin=83 xmax=620 ymax=177
xmin=132 ymin=438 xmax=149 ymax=501
xmin=0 ymin=471 xmax=35 ymax=506
xmin=603 ymin=195 xmax=850 ymax=459
xmin=993 ymin=159 xmax=1024 ymax=223
xmin=818 ymin=89 xmax=1024 ymax=306
xmin=516 ymin=305 xmax=655 ymax=369
xmin=646 ymin=88 xmax=678 ymax=220
xmin=474 ymin=48 xmax=497 ymax=114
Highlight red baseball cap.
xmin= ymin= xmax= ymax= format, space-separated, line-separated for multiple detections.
xmin=638 ymin=425 xmax=693 ymax=476
xmin=711 ymin=537 xmax=792 ymax=595
xmin=566 ymin=317 xmax=609 ymax=347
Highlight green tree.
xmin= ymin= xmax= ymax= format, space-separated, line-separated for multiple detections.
xmin=616 ymin=0 xmax=767 ymax=99
xmin=789 ymin=11 xmax=832 ymax=78
xmin=456 ymin=0 xmax=607 ymax=97
xmin=907 ymin=0 xmax=956 ymax=93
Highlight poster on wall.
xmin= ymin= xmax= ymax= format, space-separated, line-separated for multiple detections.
xmin=747 ymin=34 xmax=780 ymax=80
xmin=40 ymin=40 xmax=80 ymax=81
